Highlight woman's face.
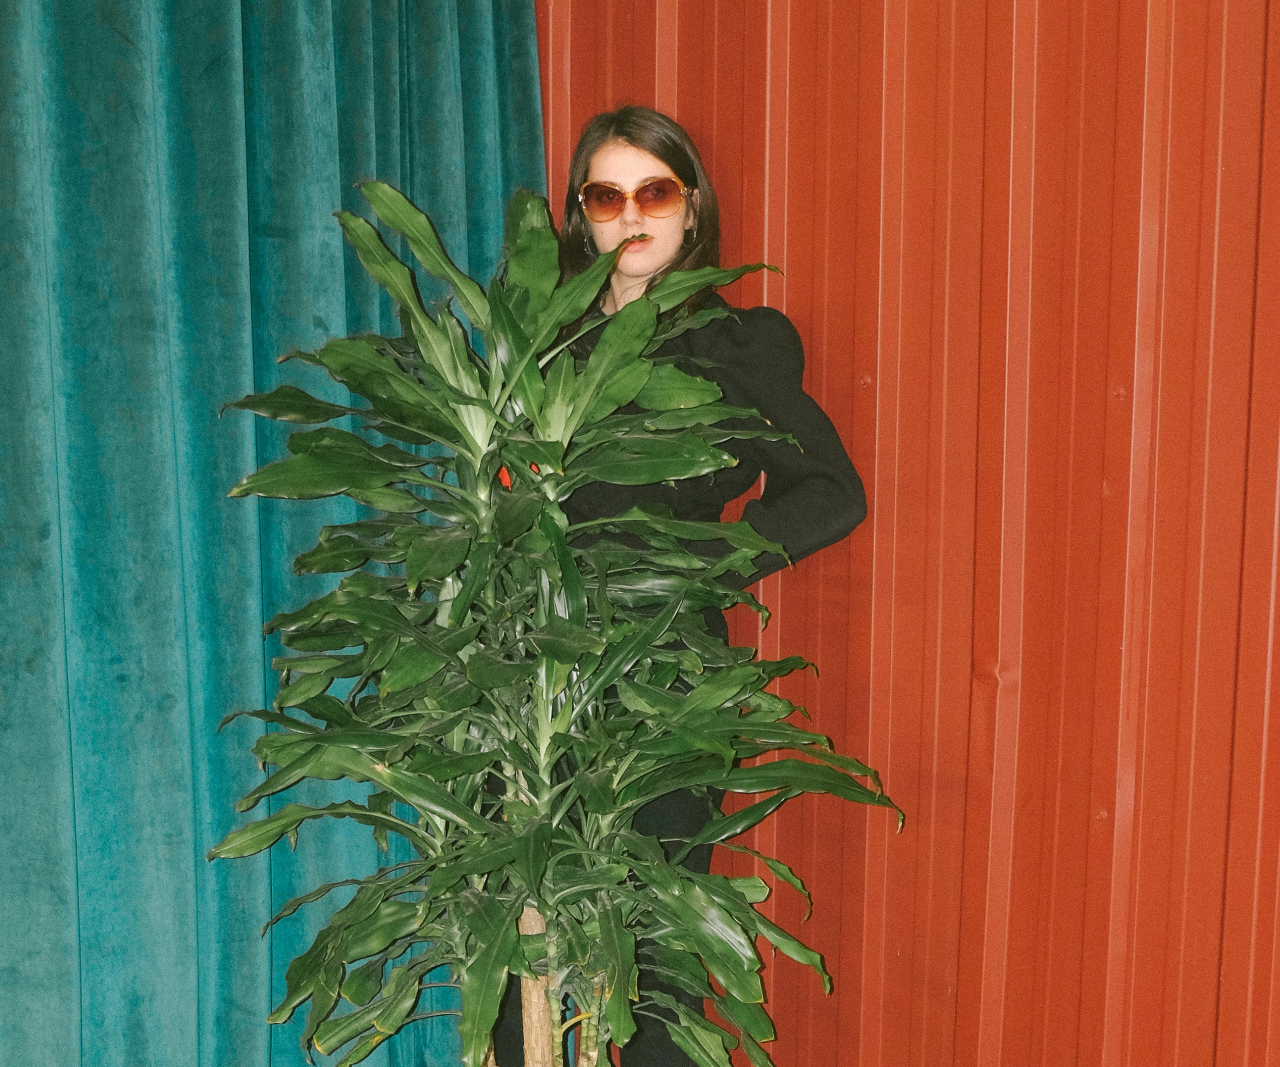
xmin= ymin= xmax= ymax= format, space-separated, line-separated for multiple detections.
xmin=584 ymin=141 xmax=695 ymax=294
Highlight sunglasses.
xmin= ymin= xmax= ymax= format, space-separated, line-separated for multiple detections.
xmin=578 ymin=176 xmax=690 ymax=223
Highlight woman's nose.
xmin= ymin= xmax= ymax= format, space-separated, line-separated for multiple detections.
xmin=619 ymin=196 xmax=644 ymax=227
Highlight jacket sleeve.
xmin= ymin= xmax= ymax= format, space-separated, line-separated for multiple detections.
xmin=707 ymin=306 xmax=866 ymax=585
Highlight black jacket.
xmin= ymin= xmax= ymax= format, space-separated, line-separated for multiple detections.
xmin=562 ymin=295 xmax=866 ymax=585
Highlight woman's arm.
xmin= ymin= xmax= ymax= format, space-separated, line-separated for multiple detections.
xmin=705 ymin=305 xmax=867 ymax=584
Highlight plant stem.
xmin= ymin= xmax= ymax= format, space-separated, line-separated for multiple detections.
xmin=545 ymin=918 xmax=565 ymax=1067
xmin=519 ymin=906 xmax=555 ymax=1067
xmin=574 ymin=976 xmax=605 ymax=1067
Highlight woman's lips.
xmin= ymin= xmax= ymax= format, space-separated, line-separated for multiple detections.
xmin=623 ymin=236 xmax=652 ymax=250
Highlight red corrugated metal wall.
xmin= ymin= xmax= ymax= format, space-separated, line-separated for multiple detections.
xmin=532 ymin=2 xmax=1280 ymax=1064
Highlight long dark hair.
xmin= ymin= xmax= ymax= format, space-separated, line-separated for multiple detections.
xmin=559 ymin=106 xmax=721 ymax=286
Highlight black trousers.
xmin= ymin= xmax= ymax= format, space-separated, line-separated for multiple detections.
xmin=490 ymin=610 xmax=728 ymax=1067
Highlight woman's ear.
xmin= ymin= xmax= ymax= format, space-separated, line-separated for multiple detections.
xmin=686 ymin=188 xmax=700 ymax=229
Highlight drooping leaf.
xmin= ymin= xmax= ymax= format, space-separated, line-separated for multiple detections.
xmin=634 ymin=363 xmax=722 ymax=410
xmin=647 ymin=992 xmax=735 ymax=1067
xmin=404 ymin=527 xmax=471 ymax=585
xmin=511 ymin=816 xmax=552 ymax=895
xmin=228 ymin=452 xmax=408 ymax=500
xmin=208 ymin=801 xmax=430 ymax=860
xmin=448 ymin=540 xmax=498 ymax=626
xmin=672 ymin=790 xmax=795 ymax=862
xmin=340 ymin=900 xmax=420 ymax=962
xmin=598 ymin=902 xmax=638 ymax=1046
xmin=379 ymin=641 xmax=448 ymax=694
xmin=224 ymin=384 xmax=351 ymax=423
xmin=646 ymin=263 xmax=775 ymax=313
xmin=465 ymin=650 xmax=536 ymax=690
xmin=524 ymin=616 xmax=606 ymax=664
xmin=725 ymin=759 xmax=898 ymax=813
xmin=457 ymin=899 xmax=522 ymax=1067
xmin=567 ymin=433 xmax=736 ymax=486
xmin=342 ymin=959 xmax=385 ymax=1007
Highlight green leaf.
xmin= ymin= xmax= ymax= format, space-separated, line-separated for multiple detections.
xmin=727 ymin=877 xmax=770 ymax=904
xmin=492 ymin=489 xmax=543 ymax=544
xmin=342 ymin=960 xmax=384 ymax=1007
xmin=458 ymin=900 xmax=522 ymax=1067
xmin=564 ymin=297 xmax=657 ymax=442
xmin=712 ymin=991 xmax=776 ymax=1044
xmin=503 ymin=189 xmax=559 ymax=316
xmin=309 ymin=337 xmax=471 ymax=450
xmin=720 ymin=844 xmax=812 ymax=918
xmin=410 ymin=749 xmax=497 ymax=782
xmin=681 ymin=665 xmax=762 ymax=717
xmin=672 ymin=791 xmax=795 ymax=862
xmin=208 ymin=801 xmax=430 ymax=860
xmin=289 ymin=427 xmax=427 ymax=467
xmin=313 ymin=988 xmax=387 ymax=1055
xmin=404 ymin=527 xmax=471 ymax=584
xmin=577 ymin=589 xmax=686 ymax=709
xmin=524 ymin=616 xmax=606 ymax=664
xmin=647 ymin=882 xmax=762 ymax=1004
xmin=568 ymin=433 xmax=736 ymax=486
xmin=341 ymin=900 xmax=420 ymax=962
xmin=598 ymin=903 xmax=638 ymax=1046
xmin=360 ymin=181 xmax=490 ymax=331
xmin=539 ymin=353 xmax=578 ymax=441
xmin=528 ymin=243 xmax=625 ymax=353
xmin=348 ymin=486 xmax=431 ymax=513
xmin=634 ymin=363 xmax=722 ymax=410
xmin=647 ymin=992 xmax=734 ymax=1067
xmin=643 ymin=305 xmax=734 ymax=355
xmin=335 ymin=211 xmax=429 ymax=326
xmin=539 ymin=511 xmax=587 ymax=626
xmin=584 ymin=358 xmax=653 ymax=424
xmin=428 ymin=837 xmax=521 ymax=895
xmin=229 ymin=452 xmax=407 ymax=500
xmin=638 ymin=944 xmax=712 ymax=999
xmin=465 ymin=650 xmax=536 ymax=690
xmin=725 ymin=759 xmax=895 ymax=810
xmin=379 ymin=641 xmax=448 ymax=694
xmin=276 ymin=671 xmax=333 ymax=708
xmin=577 ymin=507 xmax=784 ymax=556
xmin=646 ymin=263 xmax=775 ymax=313
xmin=639 ymin=402 xmax=763 ymax=430
xmin=511 ymin=816 xmax=552 ymax=894
xmin=224 ymin=384 xmax=351 ymax=423
xmin=294 ymin=536 xmax=376 ymax=574
xmin=449 ymin=540 xmax=498 ymax=626
xmin=373 ymin=962 xmax=423 ymax=1034
xmin=487 ymin=279 xmax=543 ymax=415
xmin=268 ymin=930 xmax=335 ymax=1023
xmin=334 ymin=1032 xmax=387 ymax=1067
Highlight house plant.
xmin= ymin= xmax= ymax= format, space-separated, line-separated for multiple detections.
xmin=209 ymin=182 xmax=901 ymax=1067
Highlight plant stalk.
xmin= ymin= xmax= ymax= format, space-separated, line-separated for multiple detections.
xmin=519 ymin=906 xmax=555 ymax=1067
xmin=574 ymin=977 xmax=605 ymax=1067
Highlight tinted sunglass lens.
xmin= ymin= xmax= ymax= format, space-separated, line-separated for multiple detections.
xmin=635 ymin=179 xmax=683 ymax=217
xmin=582 ymin=184 xmax=624 ymax=221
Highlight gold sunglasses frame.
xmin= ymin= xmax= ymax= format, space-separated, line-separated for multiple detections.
xmin=577 ymin=176 xmax=691 ymax=222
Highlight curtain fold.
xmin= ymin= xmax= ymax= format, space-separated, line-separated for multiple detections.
xmin=0 ymin=3 xmax=545 ymax=1065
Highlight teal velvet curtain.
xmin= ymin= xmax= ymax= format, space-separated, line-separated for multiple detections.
xmin=0 ymin=3 xmax=545 ymax=1065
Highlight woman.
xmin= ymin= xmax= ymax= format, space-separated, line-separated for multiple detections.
xmin=493 ymin=105 xmax=866 ymax=1067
